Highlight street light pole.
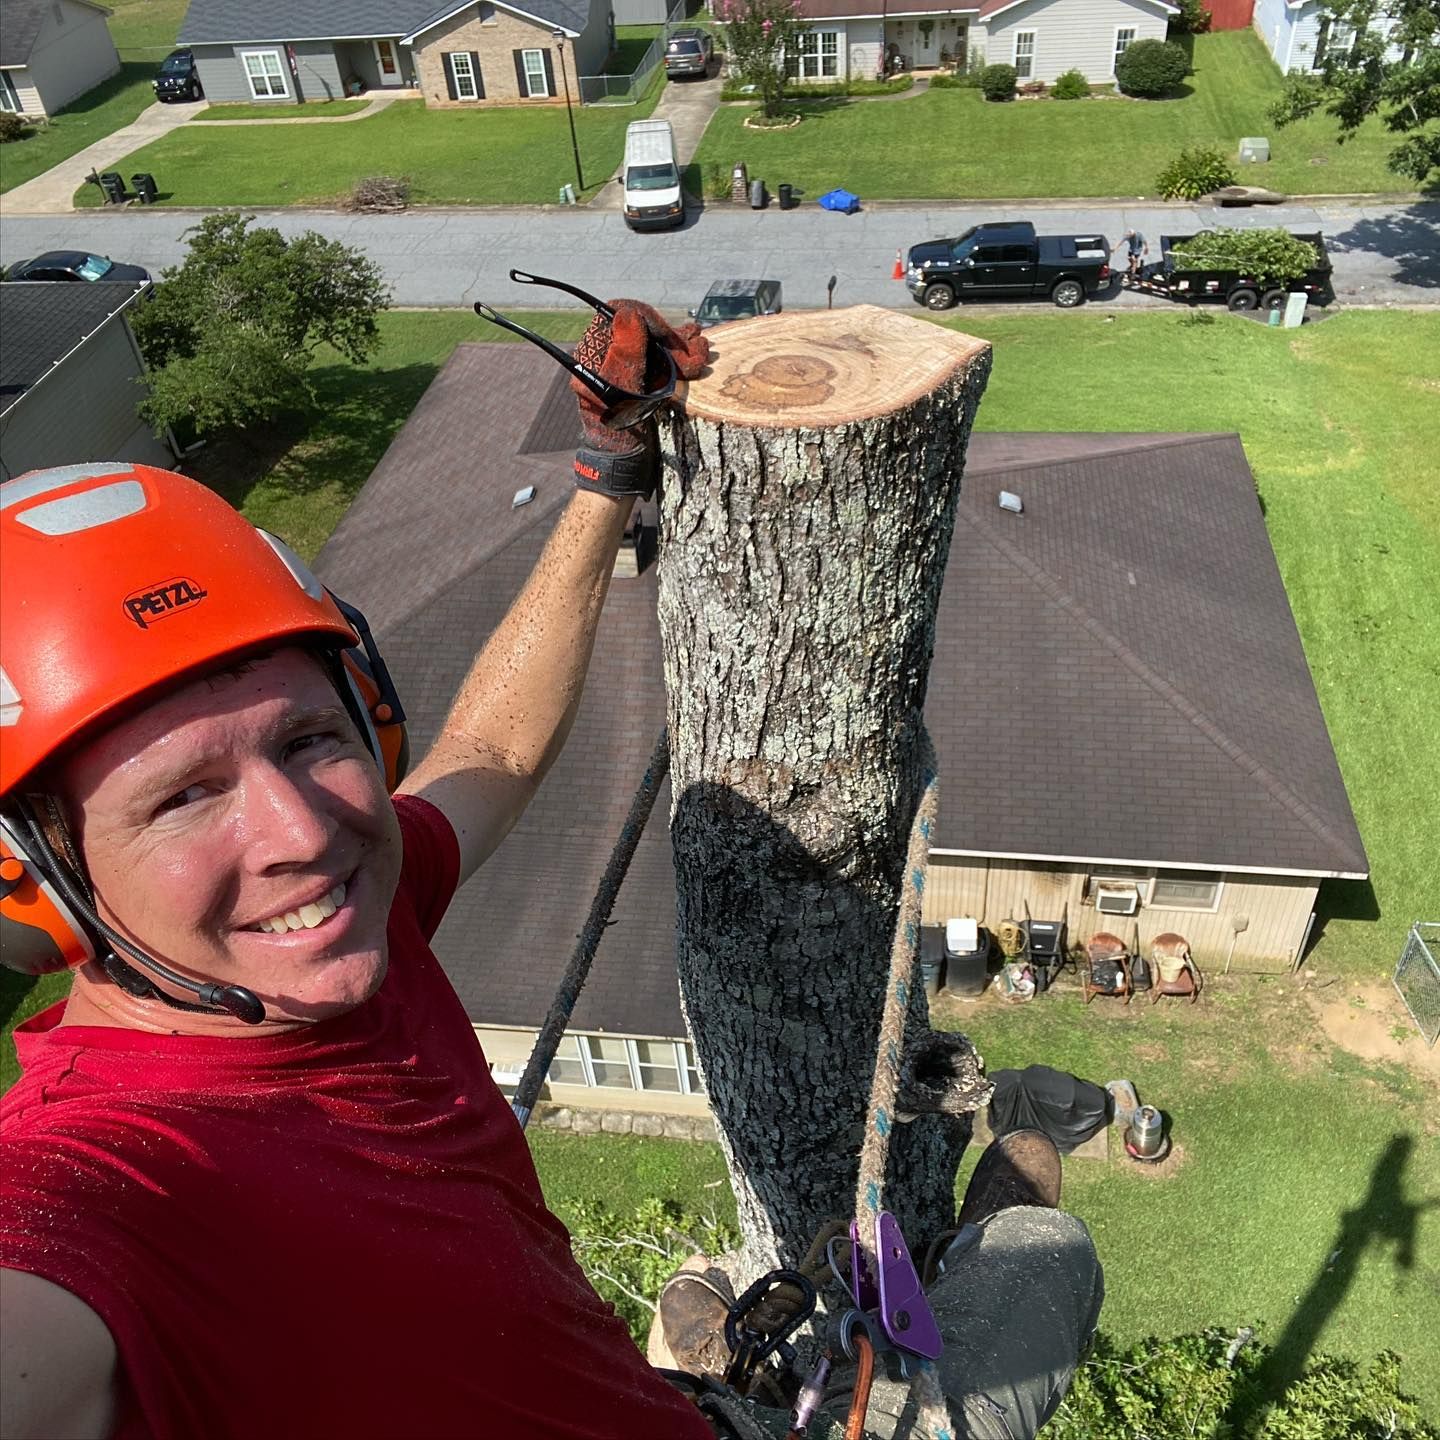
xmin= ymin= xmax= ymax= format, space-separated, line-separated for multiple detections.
xmin=552 ymin=29 xmax=584 ymax=195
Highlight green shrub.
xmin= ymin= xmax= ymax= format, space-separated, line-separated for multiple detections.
xmin=979 ymin=63 xmax=1018 ymax=101
xmin=1155 ymin=144 xmax=1236 ymax=198
xmin=1047 ymin=1331 xmax=1438 ymax=1439
xmin=1115 ymin=37 xmax=1190 ymax=96
xmin=1169 ymin=228 xmax=1320 ymax=284
xmin=1169 ymin=0 xmax=1213 ymax=33
xmin=720 ymin=75 xmax=909 ymax=99
xmin=0 ymin=112 xmax=30 ymax=144
xmin=1052 ymin=68 xmax=1090 ymax=99
xmin=928 ymin=72 xmax=963 ymax=88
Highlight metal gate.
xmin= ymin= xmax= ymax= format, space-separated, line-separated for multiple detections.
xmin=1394 ymin=921 xmax=1440 ymax=1047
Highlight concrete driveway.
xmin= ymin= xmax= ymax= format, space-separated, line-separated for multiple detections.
xmin=2 ymin=199 xmax=1436 ymax=312
xmin=1 ymin=98 xmax=207 ymax=216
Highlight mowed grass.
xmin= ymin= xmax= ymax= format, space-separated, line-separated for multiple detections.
xmin=694 ymin=31 xmax=1418 ymax=199
xmin=190 ymin=99 xmax=373 ymax=121
xmin=74 ymin=85 xmax=660 ymax=207
xmin=0 ymin=0 xmax=185 ymax=193
xmin=528 ymin=979 xmax=1440 ymax=1418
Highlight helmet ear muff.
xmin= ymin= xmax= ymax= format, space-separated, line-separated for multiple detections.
xmin=327 ymin=592 xmax=407 ymax=794
xmin=0 ymin=808 xmax=98 ymax=977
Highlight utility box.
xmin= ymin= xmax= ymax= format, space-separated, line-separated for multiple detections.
xmin=1283 ymin=291 xmax=1308 ymax=328
xmin=1238 ymin=136 xmax=1270 ymax=163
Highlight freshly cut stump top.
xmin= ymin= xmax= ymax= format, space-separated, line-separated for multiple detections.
xmin=682 ymin=304 xmax=989 ymax=430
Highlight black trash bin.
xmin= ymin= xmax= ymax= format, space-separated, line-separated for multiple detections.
xmin=131 ymin=173 xmax=158 ymax=205
xmin=777 ymin=182 xmax=794 ymax=210
xmin=99 ymin=171 xmax=127 ymax=205
xmin=943 ymin=917 xmax=990 ymax=997
xmin=749 ymin=177 xmax=767 ymax=210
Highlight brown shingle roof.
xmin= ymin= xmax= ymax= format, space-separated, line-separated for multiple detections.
xmin=315 ymin=342 xmax=1366 ymax=1036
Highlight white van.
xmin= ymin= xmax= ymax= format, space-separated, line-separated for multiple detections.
xmin=622 ymin=119 xmax=684 ymax=231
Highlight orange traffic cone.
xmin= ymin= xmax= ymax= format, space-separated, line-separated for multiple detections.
xmin=891 ymin=250 xmax=905 ymax=281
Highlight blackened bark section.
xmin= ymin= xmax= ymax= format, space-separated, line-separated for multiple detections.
xmin=657 ymin=356 xmax=993 ymax=1280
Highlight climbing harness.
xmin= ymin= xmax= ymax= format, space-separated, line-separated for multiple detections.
xmin=513 ymin=726 xmax=962 ymax=1439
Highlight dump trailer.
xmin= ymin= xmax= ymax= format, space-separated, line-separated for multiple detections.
xmin=1134 ymin=231 xmax=1335 ymax=312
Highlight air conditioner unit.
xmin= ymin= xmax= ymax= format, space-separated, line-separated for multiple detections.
xmin=1095 ymin=883 xmax=1140 ymax=916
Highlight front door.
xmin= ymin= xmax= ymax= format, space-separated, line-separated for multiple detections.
xmin=373 ymin=39 xmax=403 ymax=86
xmin=912 ymin=19 xmax=940 ymax=68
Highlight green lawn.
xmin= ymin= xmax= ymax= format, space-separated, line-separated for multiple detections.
xmin=190 ymin=99 xmax=373 ymax=121
xmin=694 ymin=30 xmax=1420 ymax=199
xmin=0 ymin=0 xmax=185 ymax=194
xmin=74 ymin=83 xmax=661 ymax=207
xmin=606 ymin=25 xmax=663 ymax=76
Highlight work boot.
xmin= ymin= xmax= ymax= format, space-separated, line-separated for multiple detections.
xmin=956 ymin=1128 xmax=1062 ymax=1229
xmin=650 ymin=1256 xmax=735 ymax=1380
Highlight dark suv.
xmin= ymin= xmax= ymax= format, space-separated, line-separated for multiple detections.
xmin=153 ymin=50 xmax=203 ymax=102
xmin=690 ymin=279 xmax=783 ymax=329
xmin=664 ymin=28 xmax=713 ymax=78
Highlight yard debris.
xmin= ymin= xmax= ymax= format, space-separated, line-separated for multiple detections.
xmin=346 ymin=175 xmax=411 ymax=213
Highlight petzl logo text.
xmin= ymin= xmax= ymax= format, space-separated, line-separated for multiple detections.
xmin=124 ymin=578 xmax=209 ymax=630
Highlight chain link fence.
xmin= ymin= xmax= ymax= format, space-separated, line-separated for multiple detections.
xmin=1393 ymin=921 xmax=1439 ymax=1047
xmin=578 ymin=0 xmax=704 ymax=104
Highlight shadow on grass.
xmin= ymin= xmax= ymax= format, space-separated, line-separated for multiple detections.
xmin=1222 ymin=1134 xmax=1440 ymax=1428
xmin=0 ymin=972 xmax=38 ymax=1034
xmin=52 ymin=59 xmax=157 ymax=118
xmin=187 ymin=360 xmax=442 ymax=516
xmin=1305 ymin=877 xmax=1381 ymax=958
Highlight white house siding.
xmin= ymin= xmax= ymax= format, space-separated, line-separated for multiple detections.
xmin=921 ymin=856 xmax=1320 ymax=971
xmin=0 ymin=321 xmax=173 ymax=483
xmin=846 ymin=18 xmax=884 ymax=82
xmin=12 ymin=0 xmax=120 ymax=117
xmin=1 ymin=71 xmax=45 ymax=115
xmin=982 ymin=0 xmax=1169 ymax=82
xmin=1251 ymin=0 xmax=1294 ymax=67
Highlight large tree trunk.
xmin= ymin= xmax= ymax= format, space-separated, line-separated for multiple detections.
xmin=656 ymin=306 xmax=992 ymax=1281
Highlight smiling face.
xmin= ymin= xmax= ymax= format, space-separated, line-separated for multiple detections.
xmin=54 ymin=648 xmax=403 ymax=1029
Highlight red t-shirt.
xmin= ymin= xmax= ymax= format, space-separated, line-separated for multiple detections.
xmin=0 ymin=795 xmax=710 ymax=1440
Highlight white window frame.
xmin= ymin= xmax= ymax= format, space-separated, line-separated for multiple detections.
xmin=0 ymin=72 xmax=22 ymax=114
xmin=372 ymin=39 xmax=403 ymax=86
xmin=545 ymin=1033 xmax=706 ymax=1095
xmin=789 ymin=29 xmax=840 ymax=80
xmin=522 ymin=47 xmax=549 ymax=97
xmin=1087 ymin=867 xmax=1154 ymax=905
xmin=240 ymin=48 xmax=288 ymax=99
xmin=1113 ymin=25 xmax=1136 ymax=69
xmin=449 ymin=50 xmax=479 ymax=100
xmin=1149 ymin=872 xmax=1224 ymax=913
xmin=1012 ymin=29 xmax=1035 ymax=79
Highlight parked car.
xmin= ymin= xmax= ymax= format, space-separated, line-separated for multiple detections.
xmin=689 ymin=279 xmax=783 ymax=328
xmin=664 ymin=27 xmax=713 ymax=78
xmin=3 ymin=251 xmax=152 ymax=284
xmin=153 ymin=49 xmax=203 ymax=102
xmin=906 ymin=222 xmax=1111 ymax=309
xmin=621 ymin=119 xmax=684 ymax=231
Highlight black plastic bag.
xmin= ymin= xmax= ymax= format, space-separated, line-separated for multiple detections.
xmin=987 ymin=1065 xmax=1110 ymax=1153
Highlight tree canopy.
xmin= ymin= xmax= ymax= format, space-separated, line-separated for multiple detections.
xmin=133 ymin=211 xmax=391 ymax=439
xmin=717 ymin=0 xmax=806 ymax=118
xmin=1270 ymin=0 xmax=1440 ymax=184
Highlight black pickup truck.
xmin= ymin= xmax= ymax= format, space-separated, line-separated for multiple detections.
xmin=906 ymin=222 xmax=1112 ymax=309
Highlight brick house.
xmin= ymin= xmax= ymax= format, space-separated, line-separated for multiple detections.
xmin=176 ymin=0 xmax=610 ymax=107
xmin=313 ymin=344 xmax=1367 ymax=1116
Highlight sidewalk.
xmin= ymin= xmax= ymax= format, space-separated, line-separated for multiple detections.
xmin=0 ymin=99 xmax=205 ymax=216
xmin=589 ymin=69 xmax=722 ymax=212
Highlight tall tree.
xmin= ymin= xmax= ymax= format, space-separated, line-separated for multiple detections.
xmin=656 ymin=307 xmax=992 ymax=1278
xmin=717 ymin=0 xmax=806 ymax=120
xmin=132 ymin=211 xmax=391 ymax=440
xmin=1269 ymin=0 xmax=1440 ymax=183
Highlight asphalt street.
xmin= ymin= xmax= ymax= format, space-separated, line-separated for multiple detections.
xmin=2 ymin=199 xmax=1436 ymax=313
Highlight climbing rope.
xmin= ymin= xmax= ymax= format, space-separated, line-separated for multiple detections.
xmin=511 ymin=728 xmax=670 ymax=1129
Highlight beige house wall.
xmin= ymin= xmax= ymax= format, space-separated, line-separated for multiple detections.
xmin=414 ymin=10 xmax=565 ymax=107
xmin=474 ymin=1025 xmax=712 ymax=1117
xmin=923 ymin=856 xmax=1319 ymax=972
xmin=12 ymin=0 xmax=120 ymax=117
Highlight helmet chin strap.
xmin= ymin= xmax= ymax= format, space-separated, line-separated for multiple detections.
xmin=19 ymin=801 xmax=266 ymax=1026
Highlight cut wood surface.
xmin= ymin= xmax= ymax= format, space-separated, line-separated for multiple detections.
xmin=682 ymin=304 xmax=989 ymax=430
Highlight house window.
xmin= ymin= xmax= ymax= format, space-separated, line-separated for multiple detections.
xmin=545 ymin=1034 xmax=707 ymax=1095
xmin=450 ymin=50 xmax=479 ymax=99
xmin=1114 ymin=27 xmax=1136 ymax=66
xmin=1013 ymin=30 xmax=1035 ymax=79
xmin=1086 ymin=866 xmax=1153 ymax=904
xmin=787 ymin=30 xmax=839 ymax=79
xmin=240 ymin=49 xmax=288 ymax=99
xmin=546 ymin=1035 xmax=588 ymax=1085
xmin=522 ymin=47 xmax=549 ymax=96
xmin=634 ymin=1039 xmax=682 ymax=1092
xmin=1150 ymin=872 xmax=1223 ymax=911
xmin=0 ymin=72 xmax=22 ymax=113
xmin=583 ymin=1035 xmax=635 ymax=1088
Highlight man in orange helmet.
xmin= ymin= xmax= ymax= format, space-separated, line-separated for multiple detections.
xmin=0 ymin=303 xmax=721 ymax=1440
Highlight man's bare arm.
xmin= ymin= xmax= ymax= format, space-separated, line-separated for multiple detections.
xmin=0 ymin=1269 xmax=116 ymax=1440
xmin=399 ymin=489 xmax=633 ymax=883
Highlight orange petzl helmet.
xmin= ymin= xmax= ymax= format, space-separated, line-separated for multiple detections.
xmin=0 ymin=461 xmax=407 ymax=977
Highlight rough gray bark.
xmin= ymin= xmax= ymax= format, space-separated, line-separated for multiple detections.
xmin=655 ymin=307 xmax=993 ymax=1281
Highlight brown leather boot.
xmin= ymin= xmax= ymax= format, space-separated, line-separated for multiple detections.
xmin=956 ymin=1128 xmax=1062 ymax=1229
xmin=652 ymin=1260 xmax=735 ymax=1381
